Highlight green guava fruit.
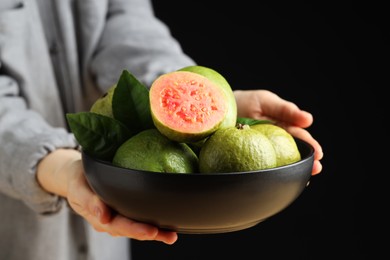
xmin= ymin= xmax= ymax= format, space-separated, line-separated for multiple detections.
xmin=112 ymin=128 xmax=199 ymax=173
xmin=90 ymin=84 xmax=116 ymax=118
xmin=251 ymin=123 xmax=301 ymax=167
xmin=178 ymin=65 xmax=237 ymax=129
xmin=186 ymin=137 xmax=208 ymax=157
xmin=149 ymin=70 xmax=230 ymax=143
xmin=199 ymin=124 xmax=277 ymax=173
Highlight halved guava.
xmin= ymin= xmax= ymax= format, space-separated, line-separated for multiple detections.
xmin=149 ymin=71 xmax=229 ymax=143
xmin=178 ymin=65 xmax=237 ymax=129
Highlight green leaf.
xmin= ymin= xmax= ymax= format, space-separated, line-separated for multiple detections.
xmin=66 ymin=112 xmax=133 ymax=161
xmin=112 ymin=70 xmax=155 ymax=133
xmin=236 ymin=117 xmax=274 ymax=126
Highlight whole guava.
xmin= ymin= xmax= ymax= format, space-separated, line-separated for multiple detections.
xmin=112 ymin=128 xmax=199 ymax=173
xmin=199 ymin=124 xmax=278 ymax=173
xmin=90 ymin=84 xmax=116 ymax=118
xmin=251 ymin=123 xmax=301 ymax=166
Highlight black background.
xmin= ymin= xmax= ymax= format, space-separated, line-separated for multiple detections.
xmin=132 ymin=2 xmax=386 ymax=259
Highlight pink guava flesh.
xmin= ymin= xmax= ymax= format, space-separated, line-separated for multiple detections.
xmin=150 ymin=71 xmax=227 ymax=135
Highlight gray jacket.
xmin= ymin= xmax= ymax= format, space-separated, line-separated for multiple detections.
xmin=0 ymin=0 xmax=195 ymax=259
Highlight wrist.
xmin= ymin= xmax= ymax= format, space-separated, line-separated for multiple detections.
xmin=37 ymin=148 xmax=82 ymax=198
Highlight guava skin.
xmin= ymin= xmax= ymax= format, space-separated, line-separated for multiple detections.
xmin=199 ymin=126 xmax=278 ymax=173
xmin=90 ymin=84 xmax=116 ymax=118
xmin=112 ymin=129 xmax=199 ymax=173
xmin=199 ymin=123 xmax=302 ymax=174
xmin=251 ymin=124 xmax=301 ymax=166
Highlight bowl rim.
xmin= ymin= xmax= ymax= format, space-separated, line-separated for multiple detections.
xmin=82 ymin=137 xmax=314 ymax=176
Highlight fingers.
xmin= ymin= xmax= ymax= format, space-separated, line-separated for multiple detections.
xmin=282 ymin=125 xmax=323 ymax=175
xmin=86 ymin=211 xmax=177 ymax=244
xmin=99 ymin=214 xmax=178 ymax=245
xmin=67 ymin=165 xmax=112 ymax=223
xmin=88 ymin=194 xmax=112 ymax=224
xmin=66 ymin=168 xmax=178 ymax=244
xmin=155 ymin=229 xmax=178 ymax=245
xmin=258 ymin=90 xmax=313 ymax=128
xmin=312 ymin=160 xmax=323 ymax=176
xmin=234 ymin=89 xmax=323 ymax=175
xmin=234 ymin=90 xmax=313 ymax=128
xmin=284 ymin=126 xmax=323 ymax=159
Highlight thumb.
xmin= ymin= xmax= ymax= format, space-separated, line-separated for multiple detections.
xmin=67 ymin=169 xmax=113 ymax=225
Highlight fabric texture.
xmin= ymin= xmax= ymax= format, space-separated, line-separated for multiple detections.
xmin=0 ymin=0 xmax=195 ymax=259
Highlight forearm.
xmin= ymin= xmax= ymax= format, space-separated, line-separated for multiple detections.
xmin=37 ymin=149 xmax=82 ymax=198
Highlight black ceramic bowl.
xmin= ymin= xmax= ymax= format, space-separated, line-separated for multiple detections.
xmin=82 ymin=138 xmax=314 ymax=234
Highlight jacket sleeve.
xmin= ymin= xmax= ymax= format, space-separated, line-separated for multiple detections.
xmin=0 ymin=75 xmax=78 ymax=214
xmin=0 ymin=4 xmax=78 ymax=214
xmin=88 ymin=0 xmax=196 ymax=89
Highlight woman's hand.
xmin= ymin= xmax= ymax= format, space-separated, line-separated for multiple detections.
xmin=234 ymin=90 xmax=323 ymax=175
xmin=37 ymin=149 xmax=178 ymax=244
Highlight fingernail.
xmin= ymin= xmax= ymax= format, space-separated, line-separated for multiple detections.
xmin=94 ymin=207 xmax=101 ymax=221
